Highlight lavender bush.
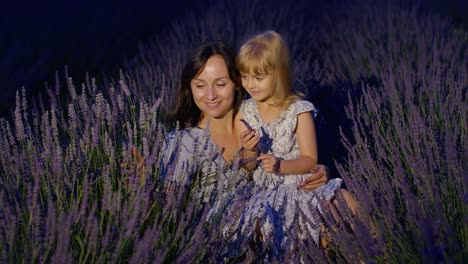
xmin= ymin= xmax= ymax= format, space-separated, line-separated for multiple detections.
xmin=0 ymin=73 xmax=325 ymax=263
xmin=314 ymin=0 xmax=467 ymax=263
xmin=0 ymin=0 xmax=466 ymax=263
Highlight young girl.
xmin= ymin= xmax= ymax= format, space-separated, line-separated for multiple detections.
xmin=228 ymin=30 xmax=359 ymax=253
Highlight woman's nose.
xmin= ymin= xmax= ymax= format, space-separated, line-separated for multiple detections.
xmin=207 ymin=86 xmax=217 ymax=100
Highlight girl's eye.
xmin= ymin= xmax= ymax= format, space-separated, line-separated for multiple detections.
xmin=216 ymin=83 xmax=226 ymax=87
xmin=256 ymin=77 xmax=263 ymax=81
xmin=195 ymin=84 xmax=205 ymax=88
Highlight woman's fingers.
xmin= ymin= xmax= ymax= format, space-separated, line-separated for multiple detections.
xmin=301 ymin=172 xmax=322 ymax=184
xmin=298 ymin=176 xmax=326 ymax=188
xmin=299 ymin=183 xmax=324 ymax=191
xmin=297 ymin=164 xmax=329 ymax=190
xmin=298 ymin=176 xmax=327 ymax=191
xmin=311 ymin=166 xmax=320 ymax=173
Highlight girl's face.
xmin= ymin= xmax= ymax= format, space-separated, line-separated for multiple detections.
xmin=191 ymin=55 xmax=236 ymax=120
xmin=241 ymin=72 xmax=274 ymax=103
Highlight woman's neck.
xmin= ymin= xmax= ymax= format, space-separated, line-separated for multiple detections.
xmin=198 ymin=111 xmax=240 ymax=162
xmin=198 ymin=111 xmax=235 ymax=133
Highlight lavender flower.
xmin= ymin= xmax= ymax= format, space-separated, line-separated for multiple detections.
xmin=119 ymin=80 xmax=131 ymax=97
xmin=14 ymin=90 xmax=25 ymax=141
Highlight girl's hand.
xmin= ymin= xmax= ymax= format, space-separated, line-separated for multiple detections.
xmin=297 ymin=164 xmax=329 ymax=191
xmin=257 ymin=153 xmax=280 ymax=173
xmin=240 ymin=129 xmax=260 ymax=152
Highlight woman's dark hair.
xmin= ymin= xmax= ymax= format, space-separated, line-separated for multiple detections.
xmin=168 ymin=41 xmax=244 ymax=129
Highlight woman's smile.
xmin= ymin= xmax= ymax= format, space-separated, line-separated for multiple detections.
xmin=205 ymin=101 xmax=221 ymax=108
xmin=190 ymin=55 xmax=236 ymax=119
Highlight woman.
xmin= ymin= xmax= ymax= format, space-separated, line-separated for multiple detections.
xmin=161 ymin=40 xmax=328 ymax=201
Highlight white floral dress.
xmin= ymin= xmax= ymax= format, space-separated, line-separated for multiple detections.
xmin=224 ymin=98 xmax=343 ymax=251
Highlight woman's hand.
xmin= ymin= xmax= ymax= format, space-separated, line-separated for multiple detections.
xmin=297 ymin=164 xmax=329 ymax=191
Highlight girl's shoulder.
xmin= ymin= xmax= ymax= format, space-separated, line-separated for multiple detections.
xmin=240 ymin=98 xmax=257 ymax=114
xmin=241 ymin=98 xmax=256 ymax=108
xmin=287 ymin=99 xmax=316 ymax=117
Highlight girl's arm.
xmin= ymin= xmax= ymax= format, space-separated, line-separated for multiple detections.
xmin=258 ymin=112 xmax=317 ymax=174
xmin=240 ymin=130 xmax=259 ymax=171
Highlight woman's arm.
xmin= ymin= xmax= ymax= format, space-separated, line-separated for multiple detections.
xmin=297 ymin=164 xmax=329 ymax=191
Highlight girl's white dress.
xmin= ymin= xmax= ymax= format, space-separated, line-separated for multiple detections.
xmin=222 ymin=98 xmax=343 ymax=252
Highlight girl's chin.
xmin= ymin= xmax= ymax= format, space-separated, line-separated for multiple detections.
xmin=250 ymin=94 xmax=270 ymax=102
xmin=249 ymin=92 xmax=262 ymax=98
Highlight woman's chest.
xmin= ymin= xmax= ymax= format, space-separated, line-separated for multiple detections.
xmin=209 ymin=130 xmax=241 ymax=162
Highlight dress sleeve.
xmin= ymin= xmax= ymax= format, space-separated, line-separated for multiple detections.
xmin=159 ymin=130 xmax=193 ymax=186
xmin=239 ymin=99 xmax=251 ymax=122
xmin=239 ymin=98 xmax=259 ymax=129
xmin=286 ymin=100 xmax=318 ymax=133
xmin=290 ymin=100 xmax=316 ymax=117
xmin=159 ymin=131 xmax=179 ymax=181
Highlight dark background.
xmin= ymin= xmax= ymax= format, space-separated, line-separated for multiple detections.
xmin=0 ymin=0 xmax=466 ymax=118
xmin=0 ymin=0 xmax=210 ymax=116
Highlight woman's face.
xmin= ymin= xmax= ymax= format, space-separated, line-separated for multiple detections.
xmin=190 ymin=55 xmax=236 ymax=120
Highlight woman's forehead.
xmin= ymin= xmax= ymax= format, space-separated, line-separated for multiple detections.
xmin=194 ymin=55 xmax=230 ymax=80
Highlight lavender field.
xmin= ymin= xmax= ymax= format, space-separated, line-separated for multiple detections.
xmin=0 ymin=0 xmax=466 ymax=263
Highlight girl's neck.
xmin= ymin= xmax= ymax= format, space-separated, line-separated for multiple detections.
xmin=256 ymin=100 xmax=275 ymax=110
xmin=255 ymin=99 xmax=285 ymax=124
xmin=257 ymin=93 xmax=282 ymax=106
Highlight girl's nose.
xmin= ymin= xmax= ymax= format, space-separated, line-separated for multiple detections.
xmin=244 ymin=77 xmax=253 ymax=89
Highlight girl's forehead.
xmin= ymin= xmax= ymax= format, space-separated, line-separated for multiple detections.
xmin=240 ymin=67 xmax=271 ymax=75
xmin=238 ymin=58 xmax=273 ymax=75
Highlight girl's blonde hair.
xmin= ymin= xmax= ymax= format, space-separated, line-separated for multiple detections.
xmin=237 ymin=30 xmax=301 ymax=108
